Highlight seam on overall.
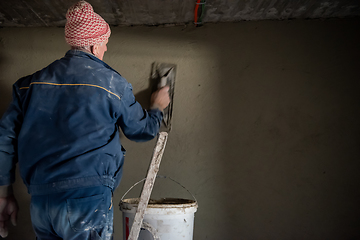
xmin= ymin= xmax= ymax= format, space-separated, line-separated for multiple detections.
xmin=19 ymin=82 xmax=121 ymax=100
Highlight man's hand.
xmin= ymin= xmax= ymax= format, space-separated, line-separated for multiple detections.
xmin=150 ymin=86 xmax=171 ymax=111
xmin=0 ymin=195 xmax=18 ymax=238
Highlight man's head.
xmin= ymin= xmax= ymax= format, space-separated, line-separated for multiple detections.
xmin=65 ymin=1 xmax=110 ymax=60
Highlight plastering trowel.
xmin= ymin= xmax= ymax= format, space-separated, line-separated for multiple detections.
xmin=151 ymin=62 xmax=176 ymax=132
xmin=127 ymin=63 xmax=176 ymax=240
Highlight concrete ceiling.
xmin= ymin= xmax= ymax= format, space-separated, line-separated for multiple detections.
xmin=0 ymin=0 xmax=359 ymax=27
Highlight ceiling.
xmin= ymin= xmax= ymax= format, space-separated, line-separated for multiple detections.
xmin=0 ymin=0 xmax=359 ymax=27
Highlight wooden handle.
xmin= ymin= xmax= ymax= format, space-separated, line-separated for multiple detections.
xmin=127 ymin=132 xmax=168 ymax=240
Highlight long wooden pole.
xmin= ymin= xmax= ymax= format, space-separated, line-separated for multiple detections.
xmin=127 ymin=131 xmax=168 ymax=240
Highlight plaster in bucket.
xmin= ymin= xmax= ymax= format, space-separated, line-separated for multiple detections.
xmin=119 ymin=176 xmax=198 ymax=240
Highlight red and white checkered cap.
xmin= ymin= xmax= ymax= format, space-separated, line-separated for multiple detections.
xmin=65 ymin=1 xmax=111 ymax=47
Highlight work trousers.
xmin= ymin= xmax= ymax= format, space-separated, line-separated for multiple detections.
xmin=30 ymin=186 xmax=113 ymax=240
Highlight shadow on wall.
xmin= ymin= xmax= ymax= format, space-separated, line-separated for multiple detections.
xmin=0 ymin=49 xmax=12 ymax=116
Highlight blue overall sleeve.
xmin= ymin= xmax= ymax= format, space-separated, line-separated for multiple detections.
xmin=0 ymin=86 xmax=22 ymax=186
xmin=117 ymin=83 xmax=163 ymax=142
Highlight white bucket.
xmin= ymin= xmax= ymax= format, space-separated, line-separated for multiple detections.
xmin=119 ymin=177 xmax=198 ymax=240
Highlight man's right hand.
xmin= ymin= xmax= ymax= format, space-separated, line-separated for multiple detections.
xmin=0 ymin=187 xmax=18 ymax=238
xmin=150 ymin=86 xmax=171 ymax=111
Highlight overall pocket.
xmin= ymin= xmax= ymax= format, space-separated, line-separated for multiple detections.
xmin=67 ymin=194 xmax=107 ymax=232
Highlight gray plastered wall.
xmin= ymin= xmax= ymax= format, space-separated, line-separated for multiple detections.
xmin=0 ymin=18 xmax=359 ymax=239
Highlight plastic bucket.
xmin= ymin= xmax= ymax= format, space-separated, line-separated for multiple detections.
xmin=119 ymin=176 xmax=198 ymax=240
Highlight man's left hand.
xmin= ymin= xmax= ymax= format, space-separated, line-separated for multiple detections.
xmin=0 ymin=195 xmax=18 ymax=238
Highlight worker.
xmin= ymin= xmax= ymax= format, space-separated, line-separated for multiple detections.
xmin=0 ymin=1 xmax=170 ymax=239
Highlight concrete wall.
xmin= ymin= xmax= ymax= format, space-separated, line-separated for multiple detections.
xmin=0 ymin=19 xmax=359 ymax=239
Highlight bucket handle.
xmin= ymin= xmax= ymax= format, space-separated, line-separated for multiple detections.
xmin=120 ymin=175 xmax=197 ymax=203
xmin=141 ymin=222 xmax=160 ymax=240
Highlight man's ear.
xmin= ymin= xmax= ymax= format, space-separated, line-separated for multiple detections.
xmin=91 ymin=44 xmax=99 ymax=56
